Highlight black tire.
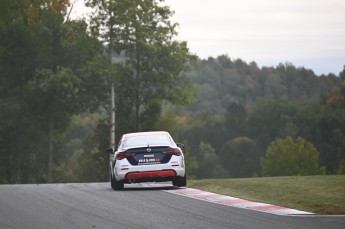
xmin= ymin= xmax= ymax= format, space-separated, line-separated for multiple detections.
xmin=112 ymin=176 xmax=124 ymax=190
xmin=173 ymin=175 xmax=187 ymax=187
xmin=110 ymin=175 xmax=115 ymax=189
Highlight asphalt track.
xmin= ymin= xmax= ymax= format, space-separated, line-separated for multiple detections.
xmin=0 ymin=183 xmax=344 ymax=229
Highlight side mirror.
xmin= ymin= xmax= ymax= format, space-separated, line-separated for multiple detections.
xmin=176 ymin=143 xmax=184 ymax=149
xmin=105 ymin=148 xmax=114 ymax=154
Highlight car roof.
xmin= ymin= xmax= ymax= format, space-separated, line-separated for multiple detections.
xmin=122 ymin=131 xmax=169 ymax=138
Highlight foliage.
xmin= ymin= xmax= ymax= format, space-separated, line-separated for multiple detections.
xmin=63 ymin=0 xmax=195 ymax=182
xmin=337 ymin=159 xmax=345 ymax=175
xmin=0 ymin=0 xmax=108 ymax=183
xmin=197 ymin=142 xmax=229 ymax=179
xmin=86 ymin=0 xmax=194 ymax=135
xmin=220 ymin=137 xmax=258 ymax=178
xmin=261 ymin=136 xmax=322 ymax=176
xmin=175 ymin=56 xmax=343 ymax=178
xmin=0 ymin=1 xmax=344 ymax=183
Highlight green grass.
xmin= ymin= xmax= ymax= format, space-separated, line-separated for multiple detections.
xmin=188 ymin=175 xmax=345 ymax=215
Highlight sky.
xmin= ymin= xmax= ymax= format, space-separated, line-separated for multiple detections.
xmin=70 ymin=0 xmax=345 ymax=75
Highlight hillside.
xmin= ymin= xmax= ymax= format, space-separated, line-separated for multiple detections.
xmin=175 ymin=56 xmax=344 ymax=179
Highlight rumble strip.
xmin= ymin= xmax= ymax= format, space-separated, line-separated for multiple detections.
xmin=164 ymin=187 xmax=314 ymax=216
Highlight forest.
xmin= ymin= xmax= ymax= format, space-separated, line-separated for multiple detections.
xmin=175 ymin=57 xmax=345 ymax=178
xmin=1 ymin=0 xmax=344 ymax=184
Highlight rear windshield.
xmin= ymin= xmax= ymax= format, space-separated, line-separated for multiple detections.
xmin=123 ymin=134 xmax=173 ymax=148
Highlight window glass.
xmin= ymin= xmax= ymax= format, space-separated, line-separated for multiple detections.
xmin=124 ymin=134 xmax=172 ymax=148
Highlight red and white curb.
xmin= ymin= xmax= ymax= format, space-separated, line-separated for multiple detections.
xmin=164 ymin=188 xmax=314 ymax=216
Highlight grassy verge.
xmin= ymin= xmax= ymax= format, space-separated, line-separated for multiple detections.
xmin=188 ymin=175 xmax=345 ymax=215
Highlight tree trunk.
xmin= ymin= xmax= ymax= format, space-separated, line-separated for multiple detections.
xmin=135 ymin=40 xmax=141 ymax=131
xmin=48 ymin=109 xmax=54 ymax=175
xmin=5 ymin=153 xmax=12 ymax=184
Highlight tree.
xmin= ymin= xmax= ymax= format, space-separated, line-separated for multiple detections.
xmin=220 ymin=137 xmax=258 ymax=178
xmin=28 ymin=68 xmax=81 ymax=173
xmin=0 ymin=0 xmax=41 ymax=183
xmin=27 ymin=12 xmax=109 ymax=176
xmin=247 ymin=99 xmax=299 ymax=152
xmin=261 ymin=136 xmax=322 ymax=176
xmin=336 ymin=158 xmax=345 ymax=174
xmin=339 ymin=65 xmax=345 ymax=80
xmin=197 ymin=142 xmax=228 ymax=179
xmin=225 ymin=102 xmax=246 ymax=139
xmin=0 ymin=0 xmax=108 ymax=183
xmin=318 ymin=81 xmax=345 ymax=173
xmin=86 ymin=0 xmax=194 ymax=135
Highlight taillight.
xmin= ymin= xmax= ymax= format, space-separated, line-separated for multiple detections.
xmin=164 ymin=149 xmax=181 ymax=156
xmin=116 ymin=153 xmax=134 ymax=160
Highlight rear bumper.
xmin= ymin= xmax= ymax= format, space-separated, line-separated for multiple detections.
xmin=126 ymin=170 xmax=176 ymax=180
xmin=114 ymin=163 xmax=185 ymax=183
xmin=114 ymin=156 xmax=185 ymax=183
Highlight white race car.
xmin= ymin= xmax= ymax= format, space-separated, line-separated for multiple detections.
xmin=106 ymin=131 xmax=186 ymax=190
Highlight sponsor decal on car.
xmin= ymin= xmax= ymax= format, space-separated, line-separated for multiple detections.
xmin=138 ymin=158 xmax=161 ymax=165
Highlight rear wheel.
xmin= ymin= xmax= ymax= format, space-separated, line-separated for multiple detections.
xmin=173 ymin=175 xmax=187 ymax=187
xmin=110 ymin=175 xmax=115 ymax=189
xmin=112 ymin=176 xmax=124 ymax=190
